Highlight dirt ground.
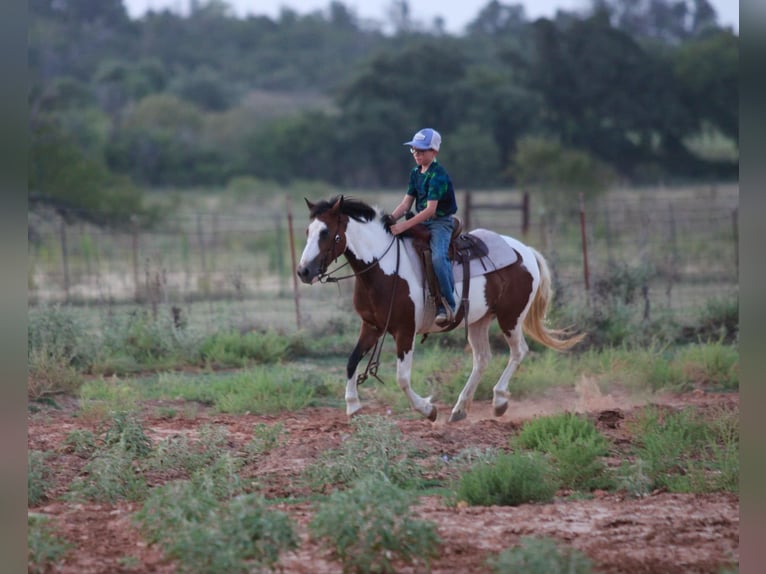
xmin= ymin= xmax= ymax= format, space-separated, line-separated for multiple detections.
xmin=28 ymin=385 xmax=739 ymax=574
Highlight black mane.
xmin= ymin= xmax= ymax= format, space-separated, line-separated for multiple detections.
xmin=310 ymin=195 xmax=379 ymax=223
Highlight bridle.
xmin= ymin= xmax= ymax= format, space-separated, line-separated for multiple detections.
xmin=315 ymin=214 xmax=398 ymax=284
xmin=310 ymin=212 xmax=401 ymax=385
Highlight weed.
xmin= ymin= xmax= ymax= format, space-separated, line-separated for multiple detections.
xmin=514 ymin=412 xmax=611 ymax=490
xmin=674 ymin=342 xmax=739 ymax=391
xmin=28 ymin=347 xmax=83 ymax=399
xmin=303 ymin=415 xmax=422 ymax=492
xmin=244 ymin=422 xmax=286 ymax=461
xmin=78 ymin=377 xmax=141 ymax=421
xmin=63 ymin=429 xmax=99 ymax=457
xmin=200 ymin=329 xmax=290 ymax=367
xmin=487 ymin=536 xmax=594 ymax=574
xmin=213 ymin=367 xmax=315 ymax=413
xmin=627 ymin=405 xmax=737 ymax=493
xmin=28 ymin=451 xmax=52 ymax=507
xmin=103 ymin=412 xmax=153 ymax=458
xmin=68 ymin=445 xmax=148 ymax=503
xmin=28 ymin=513 xmax=70 ymax=573
xmin=310 ymin=475 xmax=440 ymax=574
xmin=28 ymin=304 xmax=96 ymax=369
xmin=456 ymin=451 xmax=556 ymax=506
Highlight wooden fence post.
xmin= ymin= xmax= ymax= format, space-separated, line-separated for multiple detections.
xmin=521 ymin=192 xmax=529 ymax=236
xmin=579 ymin=193 xmax=590 ymax=294
xmin=463 ymin=191 xmax=472 ymax=230
xmin=131 ymin=216 xmax=140 ymax=302
xmin=286 ymin=197 xmax=301 ymax=330
xmin=59 ymin=217 xmax=70 ymax=302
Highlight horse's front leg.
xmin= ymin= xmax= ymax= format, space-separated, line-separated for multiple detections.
xmin=345 ymin=322 xmax=381 ymax=417
xmin=395 ymin=336 xmax=437 ymax=422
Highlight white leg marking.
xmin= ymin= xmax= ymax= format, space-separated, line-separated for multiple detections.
xmin=345 ymin=373 xmax=362 ymax=417
xmin=397 ymin=349 xmax=436 ymax=420
xmin=492 ymin=325 xmax=528 ymax=415
xmin=450 ymin=316 xmax=493 ymax=422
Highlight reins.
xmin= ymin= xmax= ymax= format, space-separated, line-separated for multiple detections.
xmin=318 ymin=235 xmax=397 ymax=284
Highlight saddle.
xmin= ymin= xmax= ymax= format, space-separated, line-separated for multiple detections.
xmin=404 ymin=216 xmax=489 ymax=333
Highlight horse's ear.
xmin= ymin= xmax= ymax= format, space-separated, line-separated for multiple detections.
xmin=331 ymin=195 xmax=344 ymax=212
xmin=304 ymin=198 xmax=315 ymax=211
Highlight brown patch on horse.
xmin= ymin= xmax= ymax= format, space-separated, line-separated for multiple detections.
xmin=346 ymin=251 xmax=417 ymax=361
xmin=484 ymin=261 xmax=535 ymax=336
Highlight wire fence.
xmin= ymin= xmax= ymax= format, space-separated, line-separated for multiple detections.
xmin=28 ymin=184 xmax=738 ymax=332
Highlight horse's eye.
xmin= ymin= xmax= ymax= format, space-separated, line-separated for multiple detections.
xmin=335 ymin=234 xmax=341 ymax=243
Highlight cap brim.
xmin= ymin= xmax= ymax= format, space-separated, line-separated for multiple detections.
xmin=403 ymin=141 xmax=431 ymax=149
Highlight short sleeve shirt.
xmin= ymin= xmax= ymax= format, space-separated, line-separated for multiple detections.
xmin=406 ymin=160 xmax=457 ymax=218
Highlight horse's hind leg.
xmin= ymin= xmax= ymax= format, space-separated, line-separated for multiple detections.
xmin=344 ymin=322 xmax=381 ymax=417
xmin=449 ymin=315 xmax=493 ymax=423
xmin=492 ymin=323 xmax=529 ymax=417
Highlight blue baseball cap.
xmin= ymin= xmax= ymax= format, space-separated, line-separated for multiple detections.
xmin=403 ymin=128 xmax=441 ymax=151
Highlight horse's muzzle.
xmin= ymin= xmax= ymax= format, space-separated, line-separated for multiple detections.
xmin=296 ymin=264 xmax=318 ymax=284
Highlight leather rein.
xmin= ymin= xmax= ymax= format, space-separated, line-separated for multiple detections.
xmin=316 ymin=228 xmax=400 ymax=386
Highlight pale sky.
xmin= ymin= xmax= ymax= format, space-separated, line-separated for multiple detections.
xmin=123 ymin=0 xmax=739 ymax=34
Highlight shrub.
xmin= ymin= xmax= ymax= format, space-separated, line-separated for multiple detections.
xmin=303 ymin=415 xmax=422 ymax=492
xmin=514 ymin=413 xmax=611 ymax=490
xmin=150 ymin=425 xmax=229 ymax=476
xmin=487 ymin=536 xmax=594 ymax=574
xmin=28 ymin=451 xmax=52 ymax=507
xmin=309 ymin=475 xmax=440 ymax=574
xmin=28 ymin=513 xmax=70 ymax=573
xmin=78 ymin=378 xmax=141 ymax=421
xmin=456 ymin=452 xmax=556 ymax=506
xmin=695 ymin=296 xmax=738 ymax=343
xmin=244 ymin=422 xmax=286 ymax=462
xmin=136 ymin=479 xmax=297 ymax=574
xmin=674 ymin=342 xmax=739 ymax=391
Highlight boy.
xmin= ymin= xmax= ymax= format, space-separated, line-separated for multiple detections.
xmin=389 ymin=128 xmax=458 ymax=325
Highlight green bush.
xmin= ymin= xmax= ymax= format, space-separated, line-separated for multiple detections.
xmin=487 ymin=536 xmax=594 ymax=574
xmin=695 ymin=296 xmax=738 ymax=343
xmin=136 ymin=479 xmax=297 ymax=574
xmin=310 ymin=475 xmax=440 ymax=574
xmin=28 ymin=513 xmax=70 ymax=574
xmin=63 ymin=429 xmax=99 ymax=457
xmin=456 ymin=452 xmax=556 ymax=506
xmin=28 ymin=451 xmax=52 ymax=507
xmin=244 ymin=422 xmax=286 ymax=462
xmin=514 ymin=413 xmax=611 ymax=490
xmin=674 ymin=342 xmax=739 ymax=391
xmin=28 ymin=347 xmax=83 ymax=399
xmin=150 ymin=424 xmax=229 ymax=476
xmin=303 ymin=415 xmax=422 ymax=492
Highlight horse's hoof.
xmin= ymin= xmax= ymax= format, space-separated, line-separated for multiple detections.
xmin=448 ymin=411 xmax=467 ymax=423
xmin=346 ymin=401 xmax=363 ymax=418
xmin=494 ymin=401 xmax=509 ymax=417
xmin=427 ymin=406 xmax=438 ymax=422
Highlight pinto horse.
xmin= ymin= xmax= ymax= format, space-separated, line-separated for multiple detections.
xmin=296 ymin=195 xmax=584 ymax=423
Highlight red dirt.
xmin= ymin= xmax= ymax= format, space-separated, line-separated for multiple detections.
xmin=28 ymin=387 xmax=739 ymax=573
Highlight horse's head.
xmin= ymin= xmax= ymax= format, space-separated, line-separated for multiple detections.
xmin=296 ymin=196 xmax=350 ymax=284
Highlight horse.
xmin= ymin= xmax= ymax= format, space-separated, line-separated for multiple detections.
xmin=296 ymin=195 xmax=584 ymax=423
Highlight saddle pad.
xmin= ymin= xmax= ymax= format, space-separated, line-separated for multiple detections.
xmin=400 ymin=228 xmax=518 ymax=284
xmin=453 ymin=229 xmax=519 ymax=281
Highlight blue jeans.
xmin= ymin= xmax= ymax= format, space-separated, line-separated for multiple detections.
xmin=425 ymin=216 xmax=455 ymax=310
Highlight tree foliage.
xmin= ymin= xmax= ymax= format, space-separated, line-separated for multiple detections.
xmin=28 ymin=0 xmax=738 ymax=202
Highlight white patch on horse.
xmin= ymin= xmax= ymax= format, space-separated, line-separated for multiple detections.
xmin=299 ymin=219 xmax=327 ymax=268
